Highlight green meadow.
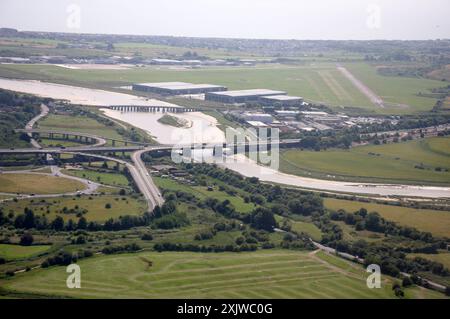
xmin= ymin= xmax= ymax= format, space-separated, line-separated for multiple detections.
xmin=324 ymin=198 xmax=450 ymax=238
xmin=280 ymin=137 xmax=450 ymax=185
xmin=0 ymin=195 xmax=147 ymax=222
xmin=0 ymin=244 xmax=51 ymax=260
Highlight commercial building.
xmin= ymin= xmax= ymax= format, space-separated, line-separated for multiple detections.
xmin=259 ymin=95 xmax=303 ymax=106
xmin=246 ymin=121 xmax=268 ymax=127
xmin=132 ymin=82 xmax=227 ymax=95
xmin=205 ymin=89 xmax=286 ymax=103
xmin=241 ymin=112 xmax=274 ymax=124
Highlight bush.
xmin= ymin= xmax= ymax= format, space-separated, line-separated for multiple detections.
xmin=75 ymin=235 xmax=86 ymax=245
xmin=141 ymin=233 xmax=153 ymax=241
xmin=195 ymin=231 xmax=215 ymax=241
xmin=19 ymin=233 xmax=34 ymax=246
xmin=402 ymin=277 xmax=413 ymax=287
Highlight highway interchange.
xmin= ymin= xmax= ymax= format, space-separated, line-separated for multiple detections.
xmin=1 ymin=104 xmax=449 ymax=213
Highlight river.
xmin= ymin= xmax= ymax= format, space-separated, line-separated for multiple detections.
xmin=1 ymin=77 xmax=449 ymax=198
xmin=0 ymin=78 xmax=176 ymax=107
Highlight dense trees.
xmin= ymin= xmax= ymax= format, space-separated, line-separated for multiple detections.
xmin=19 ymin=233 xmax=34 ymax=246
xmin=0 ymin=89 xmax=42 ymax=148
xmin=250 ymin=208 xmax=277 ymax=231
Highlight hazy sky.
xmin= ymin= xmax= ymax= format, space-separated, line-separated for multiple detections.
xmin=1 ymin=0 xmax=449 ymax=40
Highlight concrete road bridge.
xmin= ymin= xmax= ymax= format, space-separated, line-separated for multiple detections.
xmin=15 ymin=128 xmax=153 ymax=147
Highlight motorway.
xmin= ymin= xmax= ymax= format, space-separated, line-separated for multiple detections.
xmin=65 ymin=150 xmax=163 ymax=211
xmin=131 ymin=148 xmax=165 ymax=208
xmin=3 ymin=108 xmax=450 ymax=208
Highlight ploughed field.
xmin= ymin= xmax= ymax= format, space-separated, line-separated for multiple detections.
xmin=1 ymin=250 xmax=444 ymax=299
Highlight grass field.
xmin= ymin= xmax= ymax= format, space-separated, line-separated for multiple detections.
xmin=154 ymin=176 xmax=256 ymax=213
xmin=408 ymin=252 xmax=450 ymax=269
xmin=0 ymin=244 xmax=51 ymax=260
xmin=280 ymin=137 xmax=450 ymax=185
xmin=324 ymin=198 xmax=450 ymax=238
xmin=0 ymin=195 xmax=146 ymax=222
xmin=0 ymin=62 xmax=443 ymax=114
xmin=1 ymin=249 xmax=443 ymax=299
xmin=38 ymin=114 xmax=123 ymax=141
xmin=274 ymin=214 xmax=322 ymax=241
xmin=62 ymin=169 xmax=130 ymax=188
xmin=344 ymin=63 xmax=444 ymax=113
xmin=38 ymin=138 xmax=85 ymax=148
xmin=0 ymin=173 xmax=85 ymax=194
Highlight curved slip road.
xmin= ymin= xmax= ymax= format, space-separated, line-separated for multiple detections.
xmin=0 ymin=166 xmax=101 ymax=200
xmin=25 ymin=103 xmax=49 ymax=148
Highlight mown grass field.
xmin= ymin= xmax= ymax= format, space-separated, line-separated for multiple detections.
xmin=0 ymin=173 xmax=85 ymax=194
xmin=280 ymin=137 xmax=450 ymax=185
xmin=1 ymin=249 xmax=443 ymax=299
xmin=324 ymin=198 xmax=450 ymax=238
xmin=344 ymin=63 xmax=444 ymax=113
xmin=62 ymin=169 xmax=130 ymax=188
xmin=0 ymin=244 xmax=51 ymax=260
xmin=0 ymin=195 xmax=146 ymax=222
xmin=0 ymin=62 xmax=443 ymax=114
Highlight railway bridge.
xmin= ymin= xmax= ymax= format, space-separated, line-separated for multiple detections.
xmin=109 ymin=105 xmax=196 ymax=113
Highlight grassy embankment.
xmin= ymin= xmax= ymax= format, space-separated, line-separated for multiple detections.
xmin=280 ymin=136 xmax=450 ymax=186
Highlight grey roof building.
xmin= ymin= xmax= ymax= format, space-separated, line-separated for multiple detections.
xmin=205 ymin=89 xmax=286 ymax=103
xmin=259 ymin=95 xmax=303 ymax=106
xmin=132 ymin=82 xmax=227 ymax=95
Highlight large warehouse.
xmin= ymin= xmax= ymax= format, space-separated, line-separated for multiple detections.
xmin=205 ymin=89 xmax=286 ymax=103
xmin=132 ymin=82 xmax=227 ymax=95
xmin=259 ymin=94 xmax=303 ymax=106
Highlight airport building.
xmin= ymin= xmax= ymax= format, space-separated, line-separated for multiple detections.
xmin=205 ymin=89 xmax=286 ymax=103
xmin=259 ymin=94 xmax=303 ymax=106
xmin=132 ymin=82 xmax=227 ymax=95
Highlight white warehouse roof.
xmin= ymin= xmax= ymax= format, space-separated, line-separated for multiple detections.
xmin=209 ymin=89 xmax=286 ymax=97
xmin=260 ymin=95 xmax=303 ymax=101
xmin=135 ymin=82 xmax=226 ymax=90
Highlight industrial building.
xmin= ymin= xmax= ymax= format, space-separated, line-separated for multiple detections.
xmin=132 ymin=82 xmax=227 ymax=95
xmin=241 ymin=112 xmax=274 ymax=124
xmin=259 ymin=95 xmax=303 ymax=106
xmin=205 ymin=89 xmax=286 ymax=103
